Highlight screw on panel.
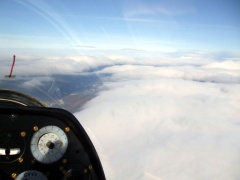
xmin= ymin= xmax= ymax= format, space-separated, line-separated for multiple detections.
xmin=33 ymin=126 xmax=38 ymax=131
xmin=18 ymin=157 xmax=23 ymax=163
xmin=83 ymin=169 xmax=88 ymax=174
xmin=65 ymin=127 xmax=70 ymax=132
xmin=89 ymin=165 xmax=93 ymax=170
xmin=20 ymin=132 xmax=26 ymax=137
xmin=10 ymin=114 xmax=18 ymax=121
xmin=11 ymin=173 xmax=17 ymax=178
xmin=62 ymin=159 xmax=67 ymax=164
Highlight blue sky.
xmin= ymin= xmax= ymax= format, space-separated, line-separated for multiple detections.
xmin=0 ymin=0 xmax=240 ymax=56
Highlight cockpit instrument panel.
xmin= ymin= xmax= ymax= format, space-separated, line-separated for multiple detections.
xmin=0 ymin=91 xmax=105 ymax=180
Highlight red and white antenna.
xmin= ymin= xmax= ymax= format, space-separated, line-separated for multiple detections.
xmin=5 ymin=55 xmax=16 ymax=78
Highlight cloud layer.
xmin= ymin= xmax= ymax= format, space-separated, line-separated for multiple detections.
xmin=74 ymin=56 xmax=240 ymax=179
xmin=1 ymin=52 xmax=240 ymax=179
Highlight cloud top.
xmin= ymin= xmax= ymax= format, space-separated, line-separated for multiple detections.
xmin=1 ymin=51 xmax=240 ymax=179
xmin=73 ymin=54 xmax=240 ymax=179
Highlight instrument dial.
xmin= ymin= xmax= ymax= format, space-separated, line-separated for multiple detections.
xmin=15 ymin=170 xmax=47 ymax=180
xmin=0 ymin=131 xmax=24 ymax=163
xmin=30 ymin=126 xmax=68 ymax=163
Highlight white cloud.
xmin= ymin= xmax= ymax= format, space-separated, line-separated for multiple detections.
xmin=1 ymin=51 xmax=240 ymax=179
xmin=203 ymin=60 xmax=240 ymax=70
xmin=74 ymin=57 xmax=240 ymax=179
xmin=0 ymin=55 xmax=95 ymax=76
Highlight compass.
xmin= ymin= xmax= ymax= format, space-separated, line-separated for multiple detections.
xmin=30 ymin=126 xmax=68 ymax=163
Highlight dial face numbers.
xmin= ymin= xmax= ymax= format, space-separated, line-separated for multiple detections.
xmin=15 ymin=170 xmax=47 ymax=180
xmin=38 ymin=133 xmax=61 ymax=155
xmin=30 ymin=126 xmax=68 ymax=163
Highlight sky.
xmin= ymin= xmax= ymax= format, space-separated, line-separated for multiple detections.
xmin=0 ymin=0 xmax=240 ymax=56
xmin=0 ymin=1 xmax=240 ymax=180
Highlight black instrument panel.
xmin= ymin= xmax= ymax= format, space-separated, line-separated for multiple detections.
xmin=0 ymin=106 xmax=105 ymax=180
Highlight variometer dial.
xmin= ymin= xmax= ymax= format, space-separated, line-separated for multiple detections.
xmin=30 ymin=126 xmax=68 ymax=163
xmin=15 ymin=170 xmax=47 ymax=180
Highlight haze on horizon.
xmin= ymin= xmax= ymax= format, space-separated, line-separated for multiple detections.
xmin=0 ymin=0 xmax=239 ymax=56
